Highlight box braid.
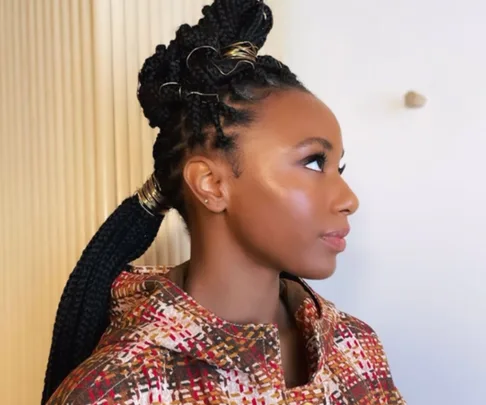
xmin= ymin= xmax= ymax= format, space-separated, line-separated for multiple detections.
xmin=42 ymin=0 xmax=306 ymax=402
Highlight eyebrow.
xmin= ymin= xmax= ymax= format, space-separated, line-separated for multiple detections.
xmin=295 ymin=137 xmax=345 ymax=157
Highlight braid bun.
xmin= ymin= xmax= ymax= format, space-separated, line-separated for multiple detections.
xmin=137 ymin=0 xmax=273 ymax=129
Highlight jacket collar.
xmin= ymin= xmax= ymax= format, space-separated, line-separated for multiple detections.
xmin=102 ymin=265 xmax=338 ymax=387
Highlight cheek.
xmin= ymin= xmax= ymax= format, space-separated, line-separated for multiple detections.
xmin=262 ymin=168 xmax=320 ymax=222
xmin=227 ymin=169 xmax=338 ymax=278
xmin=281 ymin=187 xmax=315 ymax=221
xmin=228 ymin=169 xmax=320 ymax=247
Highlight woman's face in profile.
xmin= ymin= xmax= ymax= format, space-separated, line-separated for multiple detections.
xmin=222 ymin=89 xmax=359 ymax=279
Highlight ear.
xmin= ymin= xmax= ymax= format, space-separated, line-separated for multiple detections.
xmin=183 ymin=155 xmax=229 ymax=213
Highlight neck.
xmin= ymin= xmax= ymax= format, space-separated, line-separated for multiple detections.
xmin=184 ymin=221 xmax=287 ymax=326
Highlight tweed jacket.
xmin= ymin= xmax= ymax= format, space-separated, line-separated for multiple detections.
xmin=47 ymin=265 xmax=406 ymax=405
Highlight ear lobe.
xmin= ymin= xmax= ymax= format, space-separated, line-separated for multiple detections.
xmin=183 ymin=156 xmax=227 ymax=213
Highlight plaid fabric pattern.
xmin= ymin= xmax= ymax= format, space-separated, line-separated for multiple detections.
xmin=48 ymin=266 xmax=406 ymax=405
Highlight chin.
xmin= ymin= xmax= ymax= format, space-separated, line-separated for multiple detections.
xmin=290 ymin=257 xmax=338 ymax=281
xmin=302 ymin=267 xmax=337 ymax=280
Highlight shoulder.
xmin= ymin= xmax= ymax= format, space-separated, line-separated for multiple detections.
xmin=317 ymin=293 xmax=389 ymax=363
xmin=47 ymin=342 xmax=170 ymax=405
xmin=336 ymin=308 xmax=383 ymax=343
xmin=314 ymin=292 xmax=387 ymax=350
xmin=334 ymin=309 xmax=393 ymax=372
xmin=48 ymin=265 xmax=179 ymax=405
xmin=317 ymin=296 xmax=407 ymax=404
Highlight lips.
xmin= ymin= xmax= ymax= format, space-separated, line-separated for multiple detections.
xmin=323 ymin=228 xmax=350 ymax=238
xmin=320 ymin=228 xmax=350 ymax=252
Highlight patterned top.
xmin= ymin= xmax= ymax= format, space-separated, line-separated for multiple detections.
xmin=47 ymin=265 xmax=406 ymax=405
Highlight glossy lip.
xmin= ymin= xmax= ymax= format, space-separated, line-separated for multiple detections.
xmin=323 ymin=228 xmax=350 ymax=238
xmin=320 ymin=227 xmax=350 ymax=252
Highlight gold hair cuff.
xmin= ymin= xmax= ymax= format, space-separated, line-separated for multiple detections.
xmin=221 ymin=41 xmax=259 ymax=63
xmin=185 ymin=41 xmax=259 ymax=77
xmin=136 ymin=173 xmax=169 ymax=216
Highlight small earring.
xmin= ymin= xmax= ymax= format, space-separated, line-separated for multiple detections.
xmin=204 ymin=199 xmax=209 ymax=204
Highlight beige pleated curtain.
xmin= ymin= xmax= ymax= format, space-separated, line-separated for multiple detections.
xmin=0 ymin=0 xmax=285 ymax=403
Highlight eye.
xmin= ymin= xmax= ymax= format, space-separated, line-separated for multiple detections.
xmin=304 ymin=153 xmax=327 ymax=172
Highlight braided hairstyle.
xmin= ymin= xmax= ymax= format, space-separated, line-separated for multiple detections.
xmin=42 ymin=0 xmax=305 ymax=402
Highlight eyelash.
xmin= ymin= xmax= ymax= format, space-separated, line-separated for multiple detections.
xmin=304 ymin=153 xmax=346 ymax=174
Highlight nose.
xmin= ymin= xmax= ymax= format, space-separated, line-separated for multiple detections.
xmin=334 ymin=179 xmax=359 ymax=216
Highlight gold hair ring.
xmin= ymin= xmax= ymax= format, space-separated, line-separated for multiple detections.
xmin=220 ymin=41 xmax=258 ymax=63
xmin=185 ymin=41 xmax=259 ymax=77
xmin=136 ymin=173 xmax=169 ymax=216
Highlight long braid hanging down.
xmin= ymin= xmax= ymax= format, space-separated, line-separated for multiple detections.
xmin=42 ymin=0 xmax=305 ymax=402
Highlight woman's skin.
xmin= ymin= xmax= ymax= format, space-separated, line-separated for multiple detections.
xmin=170 ymin=89 xmax=359 ymax=388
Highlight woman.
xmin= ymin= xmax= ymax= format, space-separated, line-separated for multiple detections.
xmin=43 ymin=0 xmax=406 ymax=404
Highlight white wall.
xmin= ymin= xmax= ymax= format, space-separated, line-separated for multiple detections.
xmin=284 ymin=1 xmax=486 ymax=404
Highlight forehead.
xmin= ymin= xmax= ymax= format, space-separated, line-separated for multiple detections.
xmin=241 ymin=89 xmax=343 ymax=151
